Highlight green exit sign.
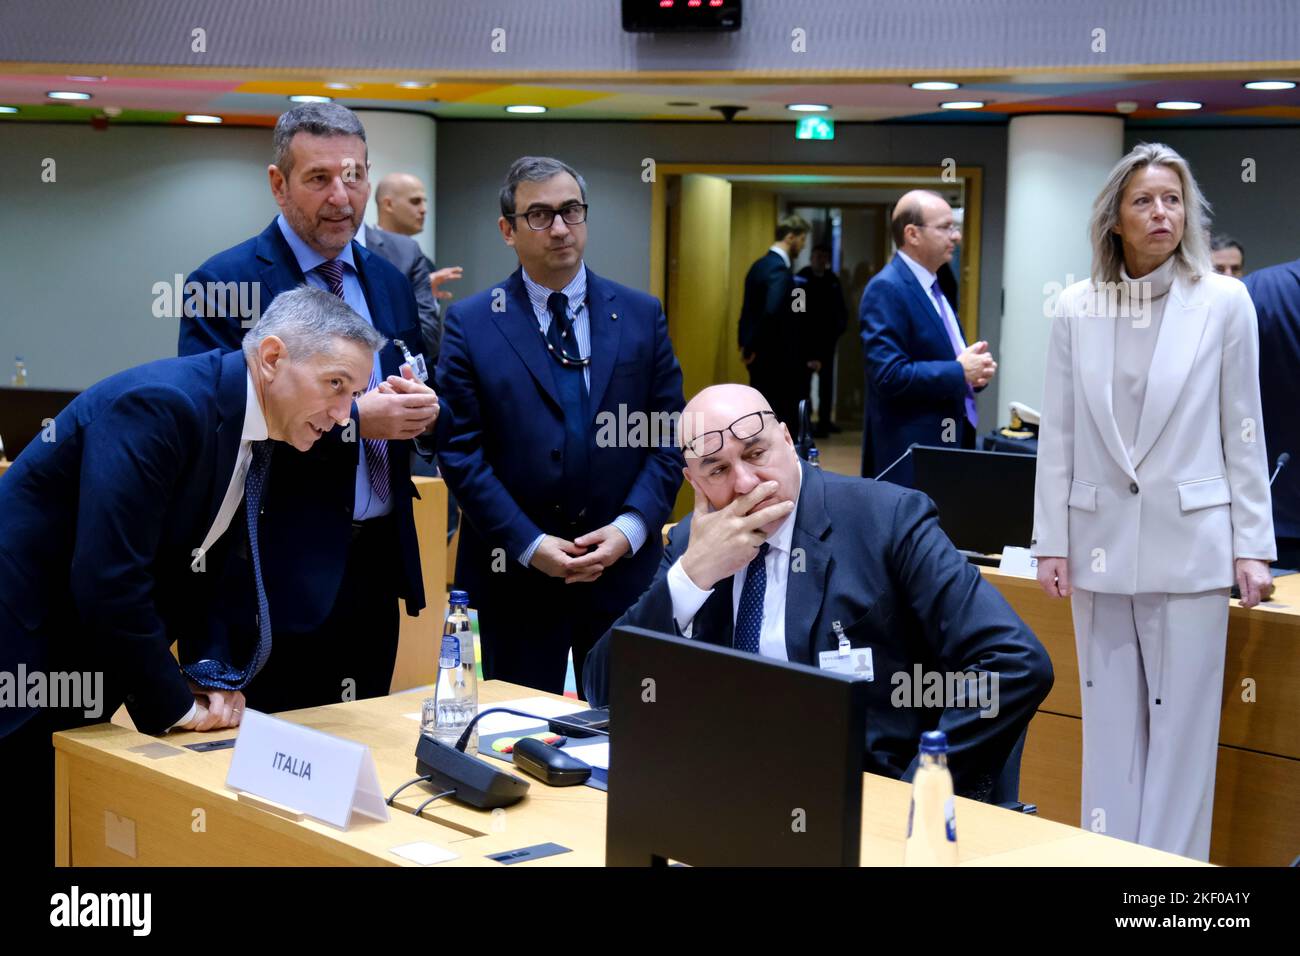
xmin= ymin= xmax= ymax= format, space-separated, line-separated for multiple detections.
xmin=795 ymin=116 xmax=835 ymax=140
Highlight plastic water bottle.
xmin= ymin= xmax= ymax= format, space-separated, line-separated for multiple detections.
xmin=903 ymin=730 xmax=958 ymax=866
xmin=425 ymin=590 xmax=478 ymax=752
xmin=11 ymin=356 xmax=27 ymax=387
xmin=807 ymin=447 xmax=821 ymax=469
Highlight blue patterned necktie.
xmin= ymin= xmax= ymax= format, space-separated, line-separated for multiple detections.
xmin=183 ymin=440 xmax=274 ymax=689
xmin=734 ymin=542 xmax=770 ymax=654
xmin=546 ymin=291 xmax=590 ymax=520
xmin=316 ymin=258 xmax=389 ymax=503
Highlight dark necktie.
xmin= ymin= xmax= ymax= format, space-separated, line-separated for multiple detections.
xmin=931 ymin=279 xmax=978 ymax=430
xmin=183 ymin=440 xmax=274 ymax=689
xmin=546 ymin=292 xmax=589 ymax=520
xmin=734 ymin=542 xmax=770 ymax=654
xmin=316 ymin=258 xmax=389 ymax=503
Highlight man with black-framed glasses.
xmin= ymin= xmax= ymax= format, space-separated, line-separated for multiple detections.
xmin=582 ymin=383 xmax=1053 ymax=803
xmin=435 ymin=156 xmax=685 ymax=694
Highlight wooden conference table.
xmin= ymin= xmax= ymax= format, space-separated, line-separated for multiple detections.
xmin=52 ymin=680 xmax=1203 ymax=867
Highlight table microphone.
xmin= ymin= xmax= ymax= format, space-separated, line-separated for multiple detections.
xmin=1270 ymin=452 xmax=1290 ymax=485
xmin=874 ymin=443 xmax=919 ymax=482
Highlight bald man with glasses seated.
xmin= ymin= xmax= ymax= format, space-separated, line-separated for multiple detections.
xmin=582 ymin=384 xmax=1053 ymax=801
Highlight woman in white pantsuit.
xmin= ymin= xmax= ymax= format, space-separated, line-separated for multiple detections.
xmin=1031 ymin=143 xmax=1275 ymax=861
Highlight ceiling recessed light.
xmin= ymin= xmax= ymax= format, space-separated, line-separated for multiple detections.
xmin=940 ymin=100 xmax=984 ymax=110
xmin=47 ymin=90 xmax=91 ymax=101
xmin=913 ymin=81 xmax=960 ymax=91
xmin=66 ymin=75 xmax=107 ymax=82
xmin=0 ymin=106 xmax=18 ymax=114
xmin=786 ymin=103 xmax=830 ymax=112
xmin=1244 ymin=80 xmax=1296 ymax=91
xmin=397 ymin=81 xmax=432 ymax=89
xmin=324 ymin=82 xmax=357 ymax=91
xmin=288 ymin=94 xmax=332 ymax=104
xmin=185 ymin=114 xmax=222 ymax=124
xmin=1156 ymin=100 xmax=1202 ymax=110
xmin=505 ymin=104 xmax=547 ymax=114
xmin=1114 ymin=101 xmax=1139 ymax=114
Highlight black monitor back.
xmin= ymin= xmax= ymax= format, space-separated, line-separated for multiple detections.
xmin=910 ymin=445 xmax=1036 ymax=554
xmin=606 ymin=626 xmax=868 ymax=866
xmin=0 ymin=387 xmax=80 ymax=462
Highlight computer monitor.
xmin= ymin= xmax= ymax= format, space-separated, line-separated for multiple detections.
xmin=605 ymin=626 xmax=869 ymax=866
xmin=0 ymin=387 xmax=80 ymax=462
xmin=909 ymin=445 xmax=1036 ymax=555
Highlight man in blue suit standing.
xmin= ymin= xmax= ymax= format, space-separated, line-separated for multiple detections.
xmin=0 ymin=286 xmax=382 ymax=864
xmin=436 ymin=156 xmax=685 ymax=694
xmin=179 ymin=104 xmax=441 ymax=713
xmin=1245 ymin=256 xmax=1300 ymax=568
xmin=859 ymin=190 xmax=997 ymax=479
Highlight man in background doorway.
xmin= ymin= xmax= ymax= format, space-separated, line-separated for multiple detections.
xmin=738 ymin=214 xmax=817 ymax=429
xmin=859 ymin=190 xmax=995 ymax=479
xmin=797 ymin=244 xmax=849 ymax=437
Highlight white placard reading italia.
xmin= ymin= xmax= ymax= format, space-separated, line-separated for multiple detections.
xmin=226 ymin=709 xmax=389 ymax=829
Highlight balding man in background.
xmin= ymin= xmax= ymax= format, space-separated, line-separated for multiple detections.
xmin=372 ymin=172 xmax=463 ymax=365
xmin=859 ymin=190 xmax=995 ymax=479
xmin=582 ymin=383 xmax=1052 ymax=801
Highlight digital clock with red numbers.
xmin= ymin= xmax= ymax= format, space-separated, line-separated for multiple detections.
xmin=622 ymin=0 xmax=742 ymax=32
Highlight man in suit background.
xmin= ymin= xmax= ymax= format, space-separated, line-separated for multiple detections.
xmin=738 ymin=214 xmax=816 ymax=429
xmin=797 ymin=244 xmax=849 ymax=437
xmin=179 ymin=103 xmax=441 ymax=714
xmin=0 ymin=286 xmax=381 ymax=864
xmin=1245 ymin=256 xmax=1300 ymax=568
xmin=372 ymin=172 xmax=464 ymax=365
xmin=1211 ymin=233 xmax=1246 ymax=279
xmin=859 ymin=190 xmax=996 ymax=479
xmin=583 ymin=384 xmax=1053 ymax=800
xmin=435 ymin=156 xmax=685 ymax=694
xmin=360 ymin=222 xmax=438 ymax=362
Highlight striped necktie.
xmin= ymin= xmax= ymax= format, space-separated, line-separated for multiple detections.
xmin=315 ymin=258 xmax=389 ymax=503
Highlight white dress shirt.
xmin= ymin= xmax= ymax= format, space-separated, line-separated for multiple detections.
xmin=665 ymin=467 xmax=804 ymax=660
xmin=768 ymin=244 xmax=792 ymax=269
xmin=172 ymin=369 xmax=268 ymax=730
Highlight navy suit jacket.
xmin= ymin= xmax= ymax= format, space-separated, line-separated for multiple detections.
xmin=583 ymin=463 xmax=1054 ymax=800
xmin=1244 ymin=259 xmax=1300 ymax=539
xmin=738 ymin=250 xmax=792 ymax=356
xmin=178 ymin=219 xmax=428 ymax=630
xmin=0 ymin=349 xmax=254 ymax=737
xmin=435 ymin=267 xmax=685 ymax=623
xmin=859 ymin=253 xmax=973 ymax=477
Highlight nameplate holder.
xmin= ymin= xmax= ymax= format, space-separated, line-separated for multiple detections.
xmin=998 ymin=546 xmax=1038 ymax=579
xmin=226 ymin=709 xmax=389 ymax=829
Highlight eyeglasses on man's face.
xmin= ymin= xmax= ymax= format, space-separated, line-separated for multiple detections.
xmin=683 ymin=410 xmax=776 ymax=459
xmin=924 ymin=221 xmax=961 ymax=236
xmin=509 ymin=203 xmax=589 ymax=231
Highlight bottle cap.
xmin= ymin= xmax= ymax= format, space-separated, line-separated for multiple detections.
xmin=450 ymin=589 xmax=470 ymax=606
xmin=919 ymin=730 xmax=948 ymax=754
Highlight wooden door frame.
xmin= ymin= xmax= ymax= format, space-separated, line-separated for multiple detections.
xmin=649 ymin=163 xmax=984 ymax=342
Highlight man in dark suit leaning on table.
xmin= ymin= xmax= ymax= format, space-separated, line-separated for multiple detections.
xmin=583 ymin=384 xmax=1054 ymax=801
xmin=0 ymin=286 xmax=382 ymax=865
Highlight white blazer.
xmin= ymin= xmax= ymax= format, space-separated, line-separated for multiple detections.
xmin=1032 ymin=269 xmax=1275 ymax=594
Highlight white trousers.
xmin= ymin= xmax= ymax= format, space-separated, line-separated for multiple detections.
xmin=1070 ymin=588 xmax=1230 ymax=861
